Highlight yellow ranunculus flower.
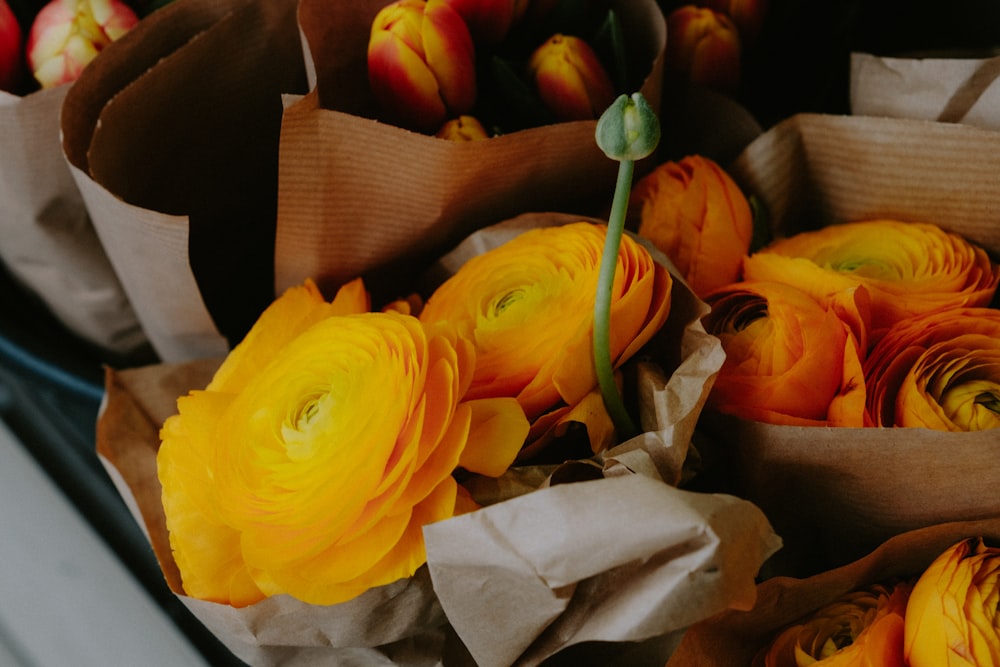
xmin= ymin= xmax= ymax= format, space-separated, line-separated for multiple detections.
xmin=418 ymin=222 xmax=672 ymax=453
xmin=633 ymin=154 xmax=754 ymax=299
xmin=754 ymin=582 xmax=911 ymax=667
xmin=904 ymin=538 xmax=1000 ymax=667
xmin=702 ymin=280 xmax=868 ymax=426
xmin=742 ymin=219 xmax=1000 ymax=338
xmin=158 ymin=279 xmax=528 ymax=607
xmin=864 ymin=307 xmax=1000 ymax=430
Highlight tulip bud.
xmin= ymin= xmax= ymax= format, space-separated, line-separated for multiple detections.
xmin=27 ymin=0 xmax=139 ymax=89
xmin=435 ymin=114 xmax=490 ymax=141
xmin=368 ymin=0 xmax=477 ymax=134
xmin=0 ymin=0 xmax=22 ymax=93
xmin=595 ymin=92 xmax=660 ymax=162
xmin=527 ymin=33 xmax=616 ymax=122
xmin=665 ymin=5 xmax=741 ymax=94
xmin=699 ymin=0 xmax=767 ymax=45
xmin=904 ymin=537 xmax=1000 ymax=667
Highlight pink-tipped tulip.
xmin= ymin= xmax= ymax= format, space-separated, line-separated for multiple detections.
xmin=0 ymin=0 xmax=22 ymax=92
xmin=665 ymin=5 xmax=741 ymax=94
xmin=27 ymin=0 xmax=139 ymax=89
xmin=527 ymin=34 xmax=616 ymax=122
xmin=442 ymin=0 xmax=526 ymax=46
xmin=368 ymin=0 xmax=477 ymax=134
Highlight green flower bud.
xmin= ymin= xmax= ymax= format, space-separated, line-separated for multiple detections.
xmin=595 ymin=92 xmax=660 ymax=161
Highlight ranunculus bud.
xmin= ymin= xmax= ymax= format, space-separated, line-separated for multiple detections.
xmin=634 ymin=154 xmax=753 ymax=298
xmin=0 ymin=0 xmax=22 ymax=92
xmin=699 ymin=0 xmax=767 ymax=45
xmin=528 ymin=33 xmax=616 ymax=122
xmin=368 ymin=0 xmax=476 ymax=134
xmin=435 ymin=114 xmax=490 ymax=141
xmin=595 ymin=92 xmax=660 ymax=162
xmin=904 ymin=537 xmax=1000 ymax=667
xmin=665 ymin=5 xmax=741 ymax=94
xmin=27 ymin=0 xmax=139 ymax=89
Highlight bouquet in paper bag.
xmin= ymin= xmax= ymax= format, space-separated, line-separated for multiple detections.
xmin=0 ymin=0 xmax=163 ymax=359
xmin=662 ymin=113 xmax=1000 ymax=575
xmin=97 ymin=99 xmax=781 ymax=666
xmin=665 ymin=518 xmax=1000 ymax=666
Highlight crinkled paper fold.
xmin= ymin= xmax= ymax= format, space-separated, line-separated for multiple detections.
xmin=712 ymin=113 xmax=1000 ymax=576
xmin=0 ymin=87 xmax=146 ymax=358
xmin=97 ymin=213 xmax=781 ymax=666
xmin=61 ymin=0 xmax=308 ymax=362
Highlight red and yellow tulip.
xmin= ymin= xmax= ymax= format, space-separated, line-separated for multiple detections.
xmin=527 ymin=33 xmax=616 ymax=122
xmin=26 ymin=0 xmax=139 ymax=89
xmin=435 ymin=114 xmax=490 ymax=141
xmin=665 ymin=4 xmax=741 ymax=94
xmin=368 ymin=0 xmax=477 ymax=133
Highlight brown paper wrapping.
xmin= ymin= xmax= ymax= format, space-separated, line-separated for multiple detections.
xmin=666 ymin=519 xmax=1000 ymax=666
xmin=97 ymin=213 xmax=781 ymax=666
xmin=274 ymin=0 xmax=667 ymax=301
xmin=703 ymin=112 xmax=1000 ymax=576
xmin=61 ymin=0 xmax=308 ymax=363
xmin=0 ymin=87 xmax=146 ymax=358
xmin=851 ymin=51 xmax=1000 ymax=130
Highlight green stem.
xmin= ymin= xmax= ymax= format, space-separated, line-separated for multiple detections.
xmin=594 ymin=158 xmax=638 ymax=440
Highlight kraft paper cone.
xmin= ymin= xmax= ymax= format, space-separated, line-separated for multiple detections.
xmin=666 ymin=519 xmax=1000 ymax=666
xmin=851 ymin=51 xmax=1000 ymax=131
xmin=275 ymin=0 xmax=667 ymax=302
xmin=96 ymin=212 xmax=779 ymax=666
xmin=62 ymin=0 xmax=308 ymax=363
xmin=704 ymin=113 xmax=1000 ymax=576
xmin=0 ymin=87 xmax=147 ymax=358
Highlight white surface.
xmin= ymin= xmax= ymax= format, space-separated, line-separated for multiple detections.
xmin=0 ymin=419 xmax=209 ymax=667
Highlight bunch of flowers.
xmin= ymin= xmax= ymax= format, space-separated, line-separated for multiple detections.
xmin=629 ymin=153 xmax=1000 ymax=429
xmin=753 ymin=537 xmax=1000 ymax=666
xmin=0 ymin=0 xmax=171 ymax=93
xmin=366 ymin=0 xmax=628 ymax=136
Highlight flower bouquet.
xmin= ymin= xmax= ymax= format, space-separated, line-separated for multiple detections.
xmin=96 ymin=186 xmax=781 ymax=664
xmin=689 ymin=111 xmax=1000 ymax=576
xmin=0 ymin=0 xmax=155 ymax=359
xmin=665 ymin=518 xmax=1000 ymax=665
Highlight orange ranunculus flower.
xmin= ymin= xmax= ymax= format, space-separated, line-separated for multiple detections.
xmin=702 ymin=280 xmax=868 ymax=426
xmin=634 ymin=154 xmax=754 ymax=298
xmin=742 ymin=219 xmax=1000 ymax=340
xmin=753 ymin=581 xmax=911 ymax=667
xmin=527 ymin=33 xmax=616 ymax=122
xmin=865 ymin=307 xmax=1000 ymax=430
xmin=665 ymin=5 xmax=741 ymax=94
xmin=368 ymin=0 xmax=476 ymax=133
xmin=158 ymin=279 xmax=528 ymax=607
xmin=418 ymin=222 xmax=672 ymax=452
xmin=904 ymin=537 xmax=1000 ymax=667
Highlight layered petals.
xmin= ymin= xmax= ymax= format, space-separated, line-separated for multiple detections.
xmin=742 ymin=219 xmax=1000 ymax=340
xmin=527 ymin=33 xmax=616 ymax=122
xmin=904 ymin=538 xmax=1000 ymax=667
xmin=419 ymin=222 xmax=672 ymax=451
xmin=158 ymin=280 xmax=527 ymax=607
xmin=864 ymin=307 xmax=1000 ymax=430
xmin=665 ymin=5 xmax=741 ymax=94
xmin=27 ymin=0 xmax=139 ymax=89
xmin=703 ymin=280 xmax=868 ymax=426
xmin=0 ymin=0 xmax=22 ymax=92
xmin=368 ymin=0 xmax=476 ymax=133
xmin=754 ymin=582 xmax=911 ymax=667
xmin=634 ymin=154 xmax=754 ymax=298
